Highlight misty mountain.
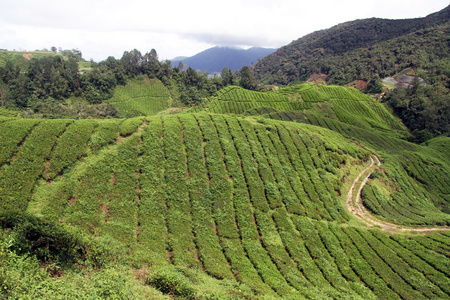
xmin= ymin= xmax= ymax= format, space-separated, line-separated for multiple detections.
xmin=172 ymin=46 xmax=275 ymax=73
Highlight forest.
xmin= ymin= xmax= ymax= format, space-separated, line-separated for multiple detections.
xmin=0 ymin=48 xmax=251 ymax=116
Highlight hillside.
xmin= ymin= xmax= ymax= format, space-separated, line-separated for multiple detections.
xmin=107 ymin=76 xmax=172 ymax=117
xmin=172 ymin=46 xmax=275 ymax=73
xmin=1 ymin=12 xmax=450 ymax=296
xmin=194 ymin=84 xmax=406 ymax=133
xmin=1 ymin=97 xmax=449 ymax=298
xmin=254 ymin=5 xmax=450 ymax=85
xmin=0 ymin=50 xmax=59 ymax=68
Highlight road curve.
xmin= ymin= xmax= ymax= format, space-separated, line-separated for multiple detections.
xmin=346 ymin=155 xmax=450 ymax=233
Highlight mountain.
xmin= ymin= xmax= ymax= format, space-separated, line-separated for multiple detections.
xmin=254 ymin=5 xmax=450 ymax=85
xmin=172 ymin=46 xmax=276 ymax=73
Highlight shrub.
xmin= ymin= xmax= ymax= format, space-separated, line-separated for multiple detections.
xmin=0 ymin=212 xmax=116 ymax=268
xmin=146 ymin=267 xmax=196 ymax=299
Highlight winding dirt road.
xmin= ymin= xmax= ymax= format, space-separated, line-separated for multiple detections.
xmin=346 ymin=155 xmax=450 ymax=233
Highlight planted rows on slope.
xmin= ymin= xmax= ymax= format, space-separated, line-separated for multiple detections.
xmin=0 ymin=115 xmax=447 ymax=299
xmin=108 ymin=77 xmax=171 ymax=116
xmin=198 ymin=83 xmax=407 ymax=136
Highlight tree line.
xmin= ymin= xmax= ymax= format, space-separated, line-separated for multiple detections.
xmin=0 ymin=48 xmax=257 ymax=116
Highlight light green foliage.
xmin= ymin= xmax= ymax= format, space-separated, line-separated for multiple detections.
xmin=0 ymin=118 xmax=40 ymax=165
xmin=0 ymin=107 xmax=19 ymax=117
xmin=119 ymin=116 xmax=145 ymax=136
xmin=196 ymin=83 xmax=407 ymax=141
xmin=108 ymin=77 xmax=171 ymax=116
xmin=178 ymin=114 xmax=233 ymax=279
xmin=0 ymin=120 xmax=70 ymax=212
xmin=88 ymin=119 xmax=121 ymax=153
xmin=146 ymin=267 xmax=196 ymax=299
xmin=137 ymin=118 xmax=169 ymax=265
xmin=162 ymin=116 xmax=199 ymax=267
xmin=0 ymin=113 xmax=449 ymax=299
xmin=44 ymin=119 xmax=96 ymax=180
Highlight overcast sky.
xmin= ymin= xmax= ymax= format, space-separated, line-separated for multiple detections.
xmin=0 ymin=0 xmax=448 ymax=61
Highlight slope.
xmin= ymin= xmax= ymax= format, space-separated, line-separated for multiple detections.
xmin=0 ymin=112 xmax=449 ymax=299
xmin=195 ymin=83 xmax=407 ymax=134
xmin=195 ymin=83 xmax=450 ymax=223
xmin=107 ymin=76 xmax=172 ymax=117
xmin=254 ymin=5 xmax=450 ymax=85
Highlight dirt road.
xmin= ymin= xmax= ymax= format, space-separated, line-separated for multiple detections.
xmin=346 ymin=155 xmax=449 ymax=233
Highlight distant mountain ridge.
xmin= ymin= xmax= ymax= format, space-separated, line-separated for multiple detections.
xmin=172 ymin=46 xmax=275 ymax=73
xmin=254 ymin=5 xmax=450 ymax=85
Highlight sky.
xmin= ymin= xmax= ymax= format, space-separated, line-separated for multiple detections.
xmin=0 ymin=0 xmax=448 ymax=62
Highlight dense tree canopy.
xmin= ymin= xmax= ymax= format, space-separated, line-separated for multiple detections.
xmin=0 ymin=47 xmax=240 ymax=114
xmin=383 ymin=79 xmax=450 ymax=141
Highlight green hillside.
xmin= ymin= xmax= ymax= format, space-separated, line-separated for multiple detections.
xmin=0 ymin=50 xmax=58 ymax=68
xmin=107 ymin=77 xmax=172 ymax=117
xmin=196 ymin=84 xmax=407 ymax=135
xmin=0 ymin=111 xmax=449 ymax=298
xmin=254 ymin=6 xmax=450 ymax=85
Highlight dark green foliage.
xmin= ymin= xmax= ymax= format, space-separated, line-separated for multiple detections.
xmin=239 ymin=66 xmax=256 ymax=90
xmin=383 ymin=80 xmax=450 ymax=139
xmin=365 ymin=76 xmax=383 ymax=94
xmin=0 ymin=212 xmax=107 ymax=268
xmin=254 ymin=9 xmax=450 ymax=85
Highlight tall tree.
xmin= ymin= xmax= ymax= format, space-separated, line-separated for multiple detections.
xmin=120 ymin=49 xmax=143 ymax=77
xmin=239 ymin=66 xmax=256 ymax=90
xmin=221 ymin=67 xmax=233 ymax=86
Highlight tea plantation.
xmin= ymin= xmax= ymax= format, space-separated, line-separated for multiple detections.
xmin=0 ymin=84 xmax=449 ymax=299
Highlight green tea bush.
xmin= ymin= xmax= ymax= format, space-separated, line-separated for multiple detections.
xmin=119 ymin=117 xmax=145 ymax=136
xmin=146 ymin=267 xmax=196 ymax=299
xmin=0 ymin=212 xmax=117 ymax=269
xmin=0 ymin=212 xmax=85 ymax=267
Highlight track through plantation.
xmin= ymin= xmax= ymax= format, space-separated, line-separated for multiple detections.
xmin=348 ymin=155 xmax=450 ymax=233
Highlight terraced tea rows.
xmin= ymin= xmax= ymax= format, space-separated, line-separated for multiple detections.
xmin=1 ymin=114 xmax=448 ymax=299
xmin=108 ymin=77 xmax=171 ymax=116
xmin=197 ymin=84 xmax=406 ymax=135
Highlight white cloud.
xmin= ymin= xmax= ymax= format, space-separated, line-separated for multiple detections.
xmin=0 ymin=0 xmax=448 ymax=61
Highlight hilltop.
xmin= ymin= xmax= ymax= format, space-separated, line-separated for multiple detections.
xmin=254 ymin=5 xmax=450 ymax=85
xmin=0 ymin=50 xmax=59 ymax=68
